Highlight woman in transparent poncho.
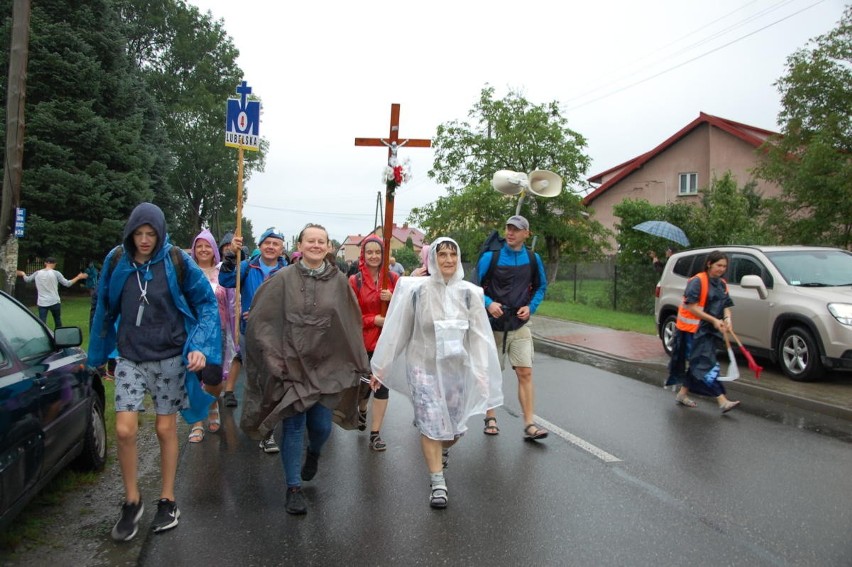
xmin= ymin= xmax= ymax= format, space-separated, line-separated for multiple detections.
xmin=370 ymin=237 xmax=503 ymax=509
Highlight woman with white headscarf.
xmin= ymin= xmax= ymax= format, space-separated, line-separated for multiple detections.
xmin=370 ymin=237 xmax=503 ymax=509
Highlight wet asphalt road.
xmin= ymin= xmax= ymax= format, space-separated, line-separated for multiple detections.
xmin=136 ymin=352 xmax=852 ymax=566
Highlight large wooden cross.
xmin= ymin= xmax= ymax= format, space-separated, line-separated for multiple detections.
xmin=355 ymin=104 xmax=431 ymax=310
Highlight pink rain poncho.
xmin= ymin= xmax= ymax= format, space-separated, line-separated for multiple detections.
xmin=370 ymin=237 xmax=503 ymax=440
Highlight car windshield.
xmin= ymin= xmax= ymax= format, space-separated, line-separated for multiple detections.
xmin=765 ymin=250 xmax=852 ymax=287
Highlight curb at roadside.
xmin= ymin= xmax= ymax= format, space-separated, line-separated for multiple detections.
xmin=533 ymin=335 xmax=852 ymax=424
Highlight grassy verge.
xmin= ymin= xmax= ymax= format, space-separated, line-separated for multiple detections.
xmin=536 ymin=299 xmax=657 ymax=335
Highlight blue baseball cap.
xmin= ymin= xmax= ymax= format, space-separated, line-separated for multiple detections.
xmin=258 ymin=227 xmax=284 ymax=244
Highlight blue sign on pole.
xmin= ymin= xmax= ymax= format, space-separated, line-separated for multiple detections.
xmin=225 ymin=80 xmax=260 ymax=151
xmin=14 ymin=207 xmax=25 ymax=238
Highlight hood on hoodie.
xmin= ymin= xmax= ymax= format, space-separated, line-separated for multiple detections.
xmin=123 ymin=203 xmax=167 ymax=260
xmin=192 ymin=229 xmax=221 ymax=265
xmin=218 ymin=231 xmax=234 ymax=255
xmin=358 ymin=235 xmax=385 ymax=274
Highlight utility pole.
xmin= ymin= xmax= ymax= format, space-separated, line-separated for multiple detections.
xmin=0 ymin=0 xmax=31 ymax=293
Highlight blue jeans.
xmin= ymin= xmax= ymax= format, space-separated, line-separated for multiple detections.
xmin=38 ymin=303 xmax=62 ymax=328
xmin=280 ymin=404 xmax=333 ymax=489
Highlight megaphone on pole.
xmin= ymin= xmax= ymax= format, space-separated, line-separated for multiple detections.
xmin=528 ymin=170 xmax=562 ymax=197
xmin=491 ymin=170 xmax=528 ymax=195
xmin=491 ymin=169 xmax=563 ymax=214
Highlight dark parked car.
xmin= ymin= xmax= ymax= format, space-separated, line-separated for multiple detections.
xmin=0 ymin=290 xmax=106 ymax=530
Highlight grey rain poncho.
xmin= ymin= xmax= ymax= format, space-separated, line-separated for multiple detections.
xmin=371 ymin=237 xmax=504 ymax=440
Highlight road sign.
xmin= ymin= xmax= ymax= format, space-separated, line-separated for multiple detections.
xmin=225 ymin=80 xmax=260 ymax=151
xmin=14 ymin=207 xmax=25 ymax=238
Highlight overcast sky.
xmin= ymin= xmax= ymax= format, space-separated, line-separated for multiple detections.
xmin=186 ymin=0 xmax=845 ymax=244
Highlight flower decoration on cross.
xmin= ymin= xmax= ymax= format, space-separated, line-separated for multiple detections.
xmin=383 ymin=157 xmax=412 ymax=191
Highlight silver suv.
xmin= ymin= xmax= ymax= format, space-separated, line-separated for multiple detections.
xmin=654 ymin=246 xmax=852 ymax=382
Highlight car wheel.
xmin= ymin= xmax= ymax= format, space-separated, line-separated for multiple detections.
xmin=71 ymin=393 xmax=107 ymax=472
xmin=660 ymin=314 xmax=677 ymax=357
xmin=778 ymin=326 xmax=823 ymax=382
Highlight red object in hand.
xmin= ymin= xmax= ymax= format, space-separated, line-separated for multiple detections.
xmin=738 ymin=346 xmax=763 ymax=379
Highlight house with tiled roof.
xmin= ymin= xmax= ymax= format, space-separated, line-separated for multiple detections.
xmin=584 ymin=112 xmax=782 ymax=240
xmin=339 ymin=223 xmax=427 ymax=263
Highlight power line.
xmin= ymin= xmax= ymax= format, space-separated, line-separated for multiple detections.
xmin=565 ymin=0 xmax=827 ymax=112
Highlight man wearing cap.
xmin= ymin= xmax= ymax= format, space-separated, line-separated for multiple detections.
xmin=476 ymin=215 xmax=549 ymax=441
xmin=219 ymin=227 xmax=288 ymax=453
xmin=17 ymin=258 xmax=88 ymax=328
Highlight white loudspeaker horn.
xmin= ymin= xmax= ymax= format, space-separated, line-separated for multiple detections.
xmin=527 ymin=170 xmax=563 ymax=197
xmin=491 ymin=170 xmax=528 ymax=195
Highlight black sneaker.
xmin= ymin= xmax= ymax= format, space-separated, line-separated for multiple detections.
xmin=223 ymin=391 xmax=238 ymax=407
xmin=151 ymin=498 xmax=180 ymax=533
xmin=111 ymin=499 xmax=144 ymax=542
xmin=285 ymin=487 xmax=307 ymax=515
xmin=301 ymin=450 xmax=320 ymax=481
xmin=259 ymin=435 xmax=280 ymax=454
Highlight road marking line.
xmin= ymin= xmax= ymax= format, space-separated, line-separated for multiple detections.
xmin=534 ymin=415 xmax=622 ymax=463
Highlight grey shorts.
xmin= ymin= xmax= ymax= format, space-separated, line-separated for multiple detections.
xmin=493 ymin=325 xmax=534 ymax=370
xmin=114 ymin=355 xmax=188 ymax=415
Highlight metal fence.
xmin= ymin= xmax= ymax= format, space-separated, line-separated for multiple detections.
xmin=463 ymin=256 xmax=659 ymax=315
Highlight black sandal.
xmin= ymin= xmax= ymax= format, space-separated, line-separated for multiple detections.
xmin=524 ymin=423 xmax=548 ymax=440
xmin=483 ymin=417 xmax=499 ymax=436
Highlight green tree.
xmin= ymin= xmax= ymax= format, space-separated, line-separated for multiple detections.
xmin=1 ymin=0 xmax=159 ymax=266
xmin=392 ymin=247 xmax=419 ymax=273
xmin=696 ymin=172 xmax=772 ymax=246
xmin=612 ymin=173 xmax=774 ymax=312
xmin=119 ymin=0 xmax=266 ymax=246
xmin=756 ymin=7 xmax=852 ymax=248
xmin=412 ymin=86 xmax=608 ymax=280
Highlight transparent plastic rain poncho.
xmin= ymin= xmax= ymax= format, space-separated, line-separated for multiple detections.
xmin=371 ymin=237 xmax=504 ymax=440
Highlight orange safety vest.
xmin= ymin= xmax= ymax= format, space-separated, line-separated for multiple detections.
xmin=675 ymin=272 xmax=728 ymax=333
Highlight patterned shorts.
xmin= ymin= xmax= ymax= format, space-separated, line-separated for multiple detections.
xmin=113 ymin=355 xmax=187 ymax=415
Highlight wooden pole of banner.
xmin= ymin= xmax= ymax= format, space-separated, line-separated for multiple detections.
xmin=354 ymin=104 xmax=431 ymax=314
xmin=234 ymin=146 xmax=244 ymax=345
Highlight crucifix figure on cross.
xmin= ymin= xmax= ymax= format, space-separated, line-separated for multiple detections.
xmin=355 ymin=103 xmax=431 ymax=313
xmin=381 ymin=139 xmax=408 ymax=166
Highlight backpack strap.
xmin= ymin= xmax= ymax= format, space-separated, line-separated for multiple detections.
xmin=480 ymin=249 xmax=501 ymax=289
xmin=527 ymin=249 xmax=541 ymax=293
xmin=169 ymin=246 xmax=185 ymax=287
xmin=109 ymin=245 xmax=124 ymax=274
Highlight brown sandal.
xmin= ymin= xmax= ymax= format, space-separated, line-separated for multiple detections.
xmin=483 ymin=417 xmax=500 ymax=435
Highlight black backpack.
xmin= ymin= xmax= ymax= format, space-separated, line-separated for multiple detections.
xmin=473 ymin=230 xmax=541 ymax=292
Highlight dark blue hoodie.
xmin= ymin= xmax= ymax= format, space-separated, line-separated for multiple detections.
xmin=89 ymin=203 xmax=221 ymax=369
xmin=117 ymin=204 xmax=187 ymax=361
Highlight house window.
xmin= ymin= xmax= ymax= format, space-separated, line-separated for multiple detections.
xmin=678 ymin=173 xmax=698 ymax=195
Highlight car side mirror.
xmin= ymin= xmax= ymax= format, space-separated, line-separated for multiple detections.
xmin=740 ymin=275 xmax=768 ymax=299
xmin=54 ymin=326 xmax=83 ymax=348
